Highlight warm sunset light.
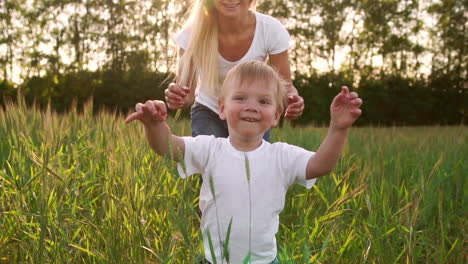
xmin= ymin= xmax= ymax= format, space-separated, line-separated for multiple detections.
xmin=0 ymin=1 xmax=466 ymax=263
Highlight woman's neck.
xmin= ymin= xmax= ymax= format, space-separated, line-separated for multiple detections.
xmin=217 ymin=10 xmax=255 ymax=35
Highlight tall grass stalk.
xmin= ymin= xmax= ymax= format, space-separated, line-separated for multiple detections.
xmin=208 ymin=175 xmax=224 ymax=263
xmin=244 ymin=153 xmax=252 ymax=263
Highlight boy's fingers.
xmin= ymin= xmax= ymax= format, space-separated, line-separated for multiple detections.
xmin=125 ymin=112 xmax=140 ymax=124
xmin=155 ymin=100 xmax=167 ymax=111
xmin=348 ymin=92 xmax=358 ymax=99
xmin=154 ymin=100 xmax=168 ymax=120
xmin=352 ymin=98 xmax=363 ymax=107
xmin=126 ymin=100 xmax=169 ymax=123
xmin=144 ymin=100 xmax=157 ymax=115
xmin=351 ymin=108 xmax=362 ymax=117
xmin=332 ymin=92 xmax=346 ymax=105
xmin=135 ymin=103 xmax=144 ymax=113
xmin=341 ymin=86 xmax=349 ymax=94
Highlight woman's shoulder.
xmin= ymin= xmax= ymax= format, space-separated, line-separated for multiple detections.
xmin=176 ymin=24 xmax=192 ymax=37
xmin=174 ymin=25 xmax=192 ymax=49
xmin=253 ymin=11 xmax=290 ymax=51
xmin=254 ymin=11 xmax=285 ymax=27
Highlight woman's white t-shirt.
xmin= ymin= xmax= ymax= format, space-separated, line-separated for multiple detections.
xmin=175 ymin=12 xmax=291 ymax=114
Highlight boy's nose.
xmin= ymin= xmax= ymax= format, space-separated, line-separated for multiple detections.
xmin=245 ymin=100 xmax=259 ymax=112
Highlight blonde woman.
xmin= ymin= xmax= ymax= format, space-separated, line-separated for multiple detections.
xmin=165 ymin=0 xmax=304 ymax=140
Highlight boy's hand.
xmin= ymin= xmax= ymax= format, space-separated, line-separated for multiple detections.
xmin=125 ymin=100 xmax=168 ymax=125
xmin=330 ymin=86 xmax=362 ymax=130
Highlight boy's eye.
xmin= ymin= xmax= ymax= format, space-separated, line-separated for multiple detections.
xmin=260 ymin=99 xmax=271 ymax=105
xmin=233 ymin=96 xmax=245 ymax=101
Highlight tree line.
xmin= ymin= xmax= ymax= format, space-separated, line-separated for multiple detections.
xmin=0 ymin=0 xmax=466 ymax=125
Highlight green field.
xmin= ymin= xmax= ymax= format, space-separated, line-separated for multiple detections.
xmin=1 ymin=101 xmax=466 ymax=263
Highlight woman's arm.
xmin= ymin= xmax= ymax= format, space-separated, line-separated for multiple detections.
xmin=269 ymin=50 xmax=304 ymax=120
xmin=177 ymin=48 xmax=197 ymax=105
xmin=269 ymin=50 xmax=296 ymax=94
xmin=165 ymin=48 xmax=197 ymax=109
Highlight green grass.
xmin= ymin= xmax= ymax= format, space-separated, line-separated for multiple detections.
xmin=0 ymin=100 xmax=466 ymax=263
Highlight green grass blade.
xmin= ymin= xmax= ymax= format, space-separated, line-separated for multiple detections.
xmin=222 ymin=217 xmax=233 ymax=263
xmin=244 ymin=153 xmax=250 ymax=182
xmin=242 ymin=251 xmax=251 ymax=264
xmin=206 ymin=230 xmax=217 ymax=264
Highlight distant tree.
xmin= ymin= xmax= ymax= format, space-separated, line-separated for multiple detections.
xmin=428 ymin=0 xmax=467 ymax=81
xmin=427 ymin=0 xmax=467 ymax=124
xmin=258 ymin=0 xmax=319 ymax=75
xmin=66 ymin=0 xmax=104 ymax=71
xmin=312 ymin=0 xmax=352 ymax=76
xmin=352 ymin=0 xmax=420 ymax=78
xmin=21 ymin=2 xmax=51 ymax=78
xmin=0 ymin=0 xmax=22 ymax=81
xmin=44 ymin=0 xmax=69 ymax=76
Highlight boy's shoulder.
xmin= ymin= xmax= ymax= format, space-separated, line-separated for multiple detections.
xmin=183 ymin=135 xmax=229 ymax=151
xmin=184 ymin=135 xmax=227 ymax=143
xmin=266 ymin=141 xmax=314 ymax=159
xmin=269 ymin=141 xmax=305 ymax=150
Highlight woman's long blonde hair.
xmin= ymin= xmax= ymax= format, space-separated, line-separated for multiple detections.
xmin=178 ymin=0 xmax=256 ymax=96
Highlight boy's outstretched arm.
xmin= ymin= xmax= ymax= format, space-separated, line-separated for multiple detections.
xmin=306 ymin=87 xmax=362 ymax=179
xmin=125 ymin=100 xmax=185 ymax=162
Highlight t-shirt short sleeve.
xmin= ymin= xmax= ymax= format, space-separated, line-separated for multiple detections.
xmin=177 ymin=135 xmax=215 ymax=178
xmin=174 ymin=26 xmax=191 ymax=50
xmin=277 ymin=143 xmax=316 ymax=189
xmin=266 ymin=17 xmax=291 ymax=55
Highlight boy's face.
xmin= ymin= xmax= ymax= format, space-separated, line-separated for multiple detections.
xmin=219 ymin=79 xmax=281 ymax=140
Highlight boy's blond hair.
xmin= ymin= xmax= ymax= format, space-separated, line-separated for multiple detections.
xmin=220 ymin=61 xmax=287 ymax=111
xmin=177 ymin=0 xmax=257 ymax=96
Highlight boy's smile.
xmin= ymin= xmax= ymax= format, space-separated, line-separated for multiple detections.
xmin=219 ymin=79 xmax=281 ymax=151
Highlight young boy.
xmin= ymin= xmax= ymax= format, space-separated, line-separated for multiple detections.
xmin=125 ymin=61 xmax=362 ymax=264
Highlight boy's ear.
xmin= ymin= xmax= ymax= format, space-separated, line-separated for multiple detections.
xmin=272 ymin=109 xmax=282 ymax=127
xmin=218 ymin=99 xmax=226 ymax=120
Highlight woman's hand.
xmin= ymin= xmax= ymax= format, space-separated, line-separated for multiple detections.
xmin=284 ymin=94 xmax=304 ymax=120
xmin=165 ymin=83 xmax=191 ymax=110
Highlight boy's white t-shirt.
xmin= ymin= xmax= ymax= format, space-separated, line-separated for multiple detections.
xmin=177 ymin=136 xmax=316 ymax=264
xmin=175 ymin=12 xmax=291 ymax=114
